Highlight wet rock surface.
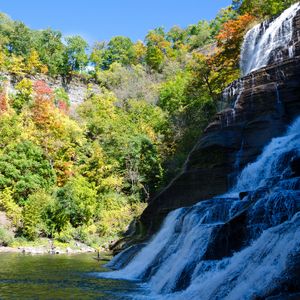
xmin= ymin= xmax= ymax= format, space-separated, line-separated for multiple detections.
xmin=140 ymin=10 xmax=300 ymax=234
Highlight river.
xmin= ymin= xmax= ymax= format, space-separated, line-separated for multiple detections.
xmin=0 ymin=253 xmax=146 ymax=299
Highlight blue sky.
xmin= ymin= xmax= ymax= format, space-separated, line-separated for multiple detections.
xmin=1 ymin=0 xmax=232 ymax=45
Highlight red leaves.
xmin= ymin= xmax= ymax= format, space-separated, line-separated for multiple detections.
xmin=33 ymin=80 xmax=53 ymax=101
xmin=57 ymin=100 xmax=69 ymax=114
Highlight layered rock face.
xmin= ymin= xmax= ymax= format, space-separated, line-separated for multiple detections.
xmin=0 ymin=72 xmax=100 ymax=108
xmin=140 ymin=7 xmax=300 ymax=233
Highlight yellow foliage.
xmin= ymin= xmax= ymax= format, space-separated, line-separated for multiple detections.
xmin=0 ymin=188 xmax=22 ymax=227
xmin=15 ymin=78 xmax=33 ymax=96
xmin=0 ymin=51 xmax=7 ymax=71
xmin=133 ymin=40 xmax=147 ymax=63
xmin=26 ymin=50 xmax=48 ymax=75
xmin=8 ymin=55 xmax=26 ymax=76
xmin=97 ymin=201 xmax=146 ymax=238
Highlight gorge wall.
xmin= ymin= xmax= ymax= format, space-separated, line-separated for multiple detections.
xmin=0 ymin=72 xmax=100 ymax=107
xmin=140 ymin=5 xmax=300 ymax=234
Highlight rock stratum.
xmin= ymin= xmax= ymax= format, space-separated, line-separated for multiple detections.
xmin=140 ymin=7 xmax=300 ymax=234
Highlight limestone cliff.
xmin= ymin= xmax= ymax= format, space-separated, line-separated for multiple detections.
xmin=0 ymin=72 xmax=100 ymax=108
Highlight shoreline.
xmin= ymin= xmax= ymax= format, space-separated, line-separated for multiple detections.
xmin=0 ymin=243 xmax=97 ymax=255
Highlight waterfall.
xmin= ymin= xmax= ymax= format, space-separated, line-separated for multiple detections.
xmin=233 ymin=117 xmax=300 ymax=193
xmin=240 ymin=2 xmax=300 ymax=76
xmin=95 ymin=6 xmax=300 ymax=298
xmin=97 ymin=116 xmax=300 ymax=299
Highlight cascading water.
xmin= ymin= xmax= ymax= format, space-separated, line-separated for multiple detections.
xmin=98 ymin=117 xmax=300 ymax=299
xmin=96 ymin=5 xmax=300 ymax=299
xmin=241 ymin=2 xmax=300 ymax=76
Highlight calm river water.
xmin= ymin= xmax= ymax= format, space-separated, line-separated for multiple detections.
xmin=0 ymin=253 xmax=146 ymax=299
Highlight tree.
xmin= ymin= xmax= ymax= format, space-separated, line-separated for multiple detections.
xmin=0 ymin=13 xmax=14 ymax=49
xmin=0 ymin=112 xmax=21 ymax=148
xmin=22 ymin=191 xmax=55 ymax=240
xmin=25 ymin=50 xmax=47 ymax=74
xmin=12 ymin=78 xmax=33 ymax=113
xmin=133 ymin=40 xmax=147 ymax=64
xmin=8 ymin=54 xmax=26 ymax=76
xmin=56 ymin=176 xmax=97 ymax=227
xmin=33 ymin=29 xmax=65 ymax=75
xmin=30 ymin=81 xmax=84 ymax=186
xmin=90 ymin=41 xmax=105 ymax=71
xmin=186 ymin=21 xmax=212 ymax=50
xmin=216 ymin=13 xmax=256 ymax=52
xmin=8 ymin=21 xmax=32 ymax=56
xmin=145 ymin=46 xmax=164 ymax=71
xmin=64 ymin=35 xmax=89 ymax=72
xmin=210 ymin=7 xmax=238 ymax=37
xmin=167 ymin=26 xmax=187 ymax=49
xmin=236 ymin=0 xmax=298 ymax=17
xmin=0 ymin=140 xmax=56 ymax=204
xmin=54 ymin=88 xmax=70 ymax=113
xmin=98 ymin=36 xmax=136 ymax=70
xmin=145 ymin=28 xmax=174 ymax=70
xmin=78 ymin=92 xmax=168 ymax=199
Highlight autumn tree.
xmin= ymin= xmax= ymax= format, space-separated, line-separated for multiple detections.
xmin=12 ymin=78 xmax=33 ymax=113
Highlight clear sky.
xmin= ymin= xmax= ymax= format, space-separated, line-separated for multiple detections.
xmin=1 ymin=0 xmax=232 ymax=45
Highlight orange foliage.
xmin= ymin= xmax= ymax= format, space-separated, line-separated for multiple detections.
xmin=32 ymin=81 xmax=55 ymax=128
xmin=0 ymin=92 xmax=8 ymax=113
xmin=216 ymin=14 xmax=256 ymax=49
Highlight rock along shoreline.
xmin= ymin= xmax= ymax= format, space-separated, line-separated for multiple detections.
xmin=0 ymin=242 xmax=96 ymax=255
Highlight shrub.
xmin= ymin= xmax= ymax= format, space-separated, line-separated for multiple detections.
xmin=0 ymin=226 xmax=14 ymax=246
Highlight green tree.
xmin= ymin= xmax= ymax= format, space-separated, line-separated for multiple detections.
xmin=33 ymin=29 xmax=65 ymax=75
xmin=90 ymin=41 xmax=105 ymax=71
xmin=0 ymin=141 xmax=56 ymax=204
xmin=235 ymin=0 xmax=298 ymax=17
xmin=64 ymin=35 xmax=89 ymax=72
xmin=99 ymin=36 xmax=136 ymax=70
xmin=187 ymin=21 xmax=212 ymax=50
xmin=55 ymin=176 xmax=97 ymax=227
xmin=0 ymin=112 xmax=22 ymax=148
xmin=8 ymin=21 xmax=32 ymax=56
xmin=0 ymin=13 xmax=14 ymax=50
xmin=22 ymin=191 xmax=56 ymax=240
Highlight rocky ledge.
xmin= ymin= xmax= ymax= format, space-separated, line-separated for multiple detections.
xmin=139 ymin=55 xmax=300 ymax=235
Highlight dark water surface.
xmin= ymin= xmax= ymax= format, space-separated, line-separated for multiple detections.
xmin=0 ymin=253 xmax=142 ymax=300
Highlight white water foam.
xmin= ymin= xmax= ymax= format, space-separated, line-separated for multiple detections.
xmin=241 ymin=2 xmax=300 ymax=76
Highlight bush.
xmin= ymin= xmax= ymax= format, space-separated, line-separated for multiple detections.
xmin=0 ymin=226 xmax=14 ymax=246
xmin=54 ymin=223 xmax=76 ymax=243
xmin=22 ymin=191 xmax=56 ymax=240
xmin=55 ymin=176 xmax=97 ymax=227
xmin=0 ymin=188 xmax=22 ymax=227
